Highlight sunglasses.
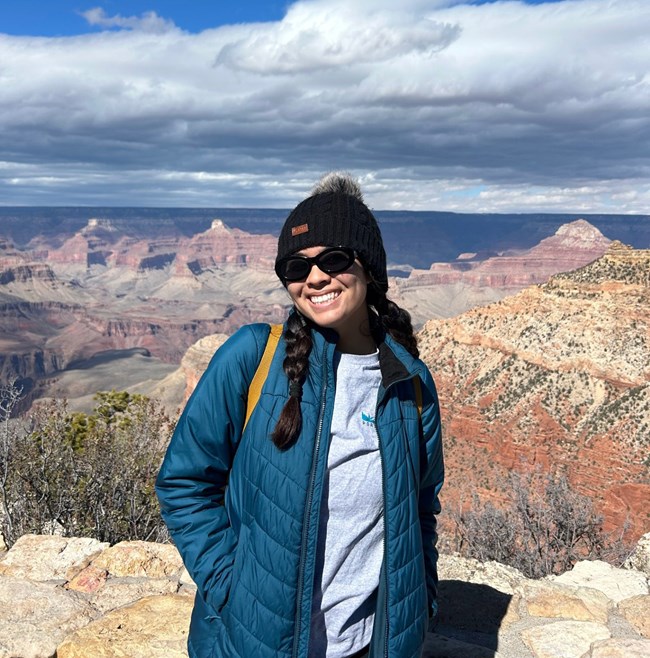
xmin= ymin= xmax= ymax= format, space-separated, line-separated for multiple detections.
xmin=275 ymin=246 xmax=357 ymax=282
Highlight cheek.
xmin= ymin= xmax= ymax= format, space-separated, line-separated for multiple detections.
xmin=286 ymin=283 xmax=302 ymax=304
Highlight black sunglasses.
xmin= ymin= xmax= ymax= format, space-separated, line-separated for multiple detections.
xmin=275 ymin=246 xmax=357 ymax=282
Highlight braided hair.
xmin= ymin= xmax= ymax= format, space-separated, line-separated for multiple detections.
xmin=271 ymin=172 xmax=418 ymax=449
xmin=271 ymin=289 xmax=417 ymax=449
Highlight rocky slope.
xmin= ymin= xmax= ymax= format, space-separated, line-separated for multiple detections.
xmin=418 ymin=241 xmax=650 ymax=540
xmin=0 ymin=533 xmax=648 ymax=658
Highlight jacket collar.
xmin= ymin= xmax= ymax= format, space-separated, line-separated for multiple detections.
xmin=304 ymin=319 xmax=419 ymax=389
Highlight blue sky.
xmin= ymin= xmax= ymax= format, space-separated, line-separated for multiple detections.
xmin=0 ymin=1 xmax=288 ymax=36
xmin=0 ymin=1 xmax=558 ymax=36
xmin=0 ymin=0 xmax=648 ymax=212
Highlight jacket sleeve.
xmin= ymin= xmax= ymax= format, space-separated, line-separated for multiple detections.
xmin=417 ymin=364 xmax=445 ymax=620
xmin=155 ymin=324 xmax=267 ymax=614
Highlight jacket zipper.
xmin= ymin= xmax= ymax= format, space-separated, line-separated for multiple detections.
xmin=292 ymin=343 xmax=329 ymax=658
xmin=375 ymin=373 xmax=417 ymax=658
xmin=375 ymin=415 xmax=390 ymax=658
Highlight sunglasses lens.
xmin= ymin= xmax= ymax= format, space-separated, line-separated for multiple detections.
xmin=278 ymin=248 xmax=356 ymax=281
xmin=317 ymin=249 xmax=355 ymax=273
xmin=282 ymin=258 xmax=311 ymax=281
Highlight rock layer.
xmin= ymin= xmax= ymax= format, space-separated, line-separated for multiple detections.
xmin=418 ymin=242 xmax=650 ymax=539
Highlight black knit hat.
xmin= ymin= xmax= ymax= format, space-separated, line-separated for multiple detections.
xmin=276 ymin=173 xmax=388 ymax=291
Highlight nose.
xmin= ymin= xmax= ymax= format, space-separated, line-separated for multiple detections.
xmin=305 ymin=262 xmax=330 ymax=286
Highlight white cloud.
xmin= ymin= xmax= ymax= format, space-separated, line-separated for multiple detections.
xmin=80 ymin=7 xmax=178 ymax=33
xmin=0 ymin=0 xmax=648 ymax=212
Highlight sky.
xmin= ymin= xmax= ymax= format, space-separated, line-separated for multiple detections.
xmin=0 ymin=0 xmax=648 ymax=212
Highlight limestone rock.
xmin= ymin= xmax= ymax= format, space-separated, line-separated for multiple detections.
xmin=0 ymin=576 xmax=98 ymax=658
xmin=550 ymin=560 xmax=648 ymax=603
xmin=624 ymin=532 xmax=650 ymax=576
xmin=585 ymin=638 xmax=650 ymax=658
xmin=56 ymin=593 xmax=193 ymax=658
xmin=438 ymin=553 xmax=527 ymax=595
xmin=0 ymin=534 xmax=108 ymax=581
xmin=522 ymin=581 xmax=611 ymax=623
xmin=89 ymin=577 xmax=180 ymax=613
xmin=88 ymin=539 xmax=184 ymax=578
xmin=522 ymin=620 xmax=610 ymax=658
xmin=618 ymin=594 xmax=650 ymax=638
xmin=66 ymin=564 xmax=109 ymax=594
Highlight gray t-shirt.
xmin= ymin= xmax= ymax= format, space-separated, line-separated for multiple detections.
xmin=309 ymin=350 xmax=384 ymax=657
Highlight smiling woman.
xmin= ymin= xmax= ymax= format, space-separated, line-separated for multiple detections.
xmin=156 ymin=172 xmax=445 ymax=658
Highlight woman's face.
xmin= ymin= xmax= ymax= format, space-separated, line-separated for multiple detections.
xmin=285 ymin=245 xmax=370 ymax=342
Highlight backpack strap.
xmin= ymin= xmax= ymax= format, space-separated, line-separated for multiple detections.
xmin=243 ymin=324 xmax=283 ymax=431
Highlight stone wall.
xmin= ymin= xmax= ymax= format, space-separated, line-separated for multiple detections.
xmin=0 ymin=533 xmax=648 ymax=658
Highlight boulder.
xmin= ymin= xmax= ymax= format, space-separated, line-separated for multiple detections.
xmin=89 ymin=577 xmax=181 ymax=613
xmin=0 ymin=534 xmax=108 ymax=581
xmin=550 ymin=560 xmax=648 ymax=603
xmin=57 ymin=593 xmax=193 ymax=658
xmin=87 ymin=539 xmax=184 ymax=578
xmin=0 ymin=576 xmax=97 ymax=658
xmin=617 ymin=594 xmax=650 ymax=638
xmin=585 ymin=638 xmax=650 ymax=658
xmin=522 ymin=580 xmax=611 ymax=623
xmin=522 ymin=620 xmax=610 ymax=658
xmin=438 ymin=553 xmax=527 ymax=595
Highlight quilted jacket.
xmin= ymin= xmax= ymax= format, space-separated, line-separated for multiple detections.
xmin=156 ymin=321 xmax=444 ymax=658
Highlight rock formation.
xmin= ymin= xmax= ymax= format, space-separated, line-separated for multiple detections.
xmin=0 ymin=220 xmax=288 ymax=407
xmin=0 ymin=532 xmax=648 ymax=658
xmin=395 ymin=220 xmax=612 ymax=323
xmin=418 ymin=242 xmax=650 ymax=539
xmin=406 ymin=220 xmax=611 ymax=289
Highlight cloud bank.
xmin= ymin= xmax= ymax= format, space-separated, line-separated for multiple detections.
xmin=0 ymin=0 xmax=648 ymax=212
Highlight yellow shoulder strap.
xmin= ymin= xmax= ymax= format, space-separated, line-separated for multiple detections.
xmin=413 ymin=376 xmax=423 ymax=439
xmin=244 ymin=324 xmax=283 ymax=431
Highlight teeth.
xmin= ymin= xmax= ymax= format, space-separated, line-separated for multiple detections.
xmin=311 ymin=292 xmax=338 ymax=304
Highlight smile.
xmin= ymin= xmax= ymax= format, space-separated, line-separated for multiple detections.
xmin=309 ymin=291 xmax=340 ymax=305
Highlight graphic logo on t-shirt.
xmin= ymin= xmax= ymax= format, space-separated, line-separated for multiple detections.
xmin=361 ymin=412 xmax=375 ymax=426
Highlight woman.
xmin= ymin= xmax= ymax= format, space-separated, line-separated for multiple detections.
xmin=156 ymin=173 xmax=444 ymax=658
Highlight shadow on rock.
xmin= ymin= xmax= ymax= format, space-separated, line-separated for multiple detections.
xmin=425 ymin=579 xmax=513 ymax=657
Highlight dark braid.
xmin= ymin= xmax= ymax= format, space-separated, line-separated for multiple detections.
xmin=366 ymin=283 xmax=419 ymax=359
xmin=271 ymin=311 xmax=313 ymax=450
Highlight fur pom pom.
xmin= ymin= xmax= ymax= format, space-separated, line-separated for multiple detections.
xmin=312 ymin=171 xmax=363 ymax=202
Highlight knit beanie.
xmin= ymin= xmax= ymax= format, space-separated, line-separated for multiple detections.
xmin=276 ymin=173 xmax=388 ymax=291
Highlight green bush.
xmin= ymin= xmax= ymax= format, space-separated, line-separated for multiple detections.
xmin=1 ymin=385 xmax=174 ymax=547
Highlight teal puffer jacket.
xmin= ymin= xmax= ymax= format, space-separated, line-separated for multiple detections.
xmin=156 ymin=322 xmax=444 ymax=658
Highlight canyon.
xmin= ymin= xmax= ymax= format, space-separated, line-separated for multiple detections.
xmin=417 ymin=242 xmax=650 ymax=541
xmin=0 ymin=216 xmax=615 ymax=409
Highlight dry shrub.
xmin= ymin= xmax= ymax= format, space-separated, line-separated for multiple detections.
xmin=444 ymin=469 xmax=632 ymax=578
xmin=1 ymin=384 xmax=173 ymax=547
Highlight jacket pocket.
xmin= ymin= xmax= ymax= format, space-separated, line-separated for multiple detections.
xmin=219 ymin=523 xmax=249 ymax=620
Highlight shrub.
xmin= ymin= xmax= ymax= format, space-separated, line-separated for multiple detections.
xmin=0 ymin=384 xmax=174 ymax=547
xmin=445 ymin=469 xmax=631 ymax=578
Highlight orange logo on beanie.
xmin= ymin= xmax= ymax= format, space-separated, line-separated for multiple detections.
xmin=291 ymin=223 xmax=309 ymax=236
